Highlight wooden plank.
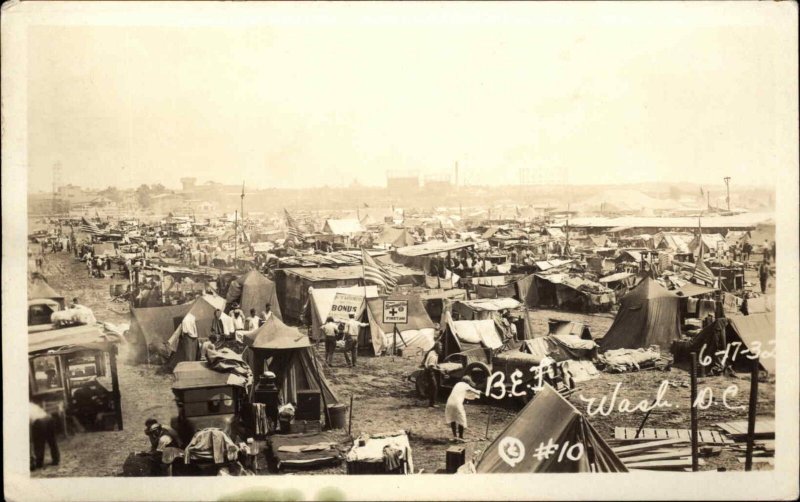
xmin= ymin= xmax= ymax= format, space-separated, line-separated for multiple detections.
xmin=657 ymin=428 xmax=669 ymax=439
xmin=626 ymin=458 xmax=706 ymax=469
xmin=622 ymin=449 xmax=692 ymax=464
xmin=614 ymin=427 xmax=627 ymax=440
xmin=667 ymin=428 xmax=680 ymax=439
xmin=736 ymin=457 xmax=773 ymax=464
xmin=612 ymin=438 xmax=688 ymax=456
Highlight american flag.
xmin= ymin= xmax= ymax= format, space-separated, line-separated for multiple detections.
xmin=78 ymin=217 xmax=102 ymax=235
xmin=361 ymin=248 xmax=397 ymax=293
xmin=693 ymin=232 xmax=715 ymax=286
xmin=284 ymin=209 xmax=304 ymax=242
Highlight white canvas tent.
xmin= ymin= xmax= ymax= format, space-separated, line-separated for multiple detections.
xmin=308 ymin=285 xmax=379 ymax=341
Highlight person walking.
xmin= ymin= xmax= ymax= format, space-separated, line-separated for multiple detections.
xmin=445 ymin=376 xmax=481 ymax=442
xmin=758 ymin=260 xmax=770 ymax=294
xmin=322 ymin=316 xmax=339 ymax=366
xmin=343 ymin=313 xmax=368 ymax=368
xmin=30 ymin=402 xmax=59 ymax=470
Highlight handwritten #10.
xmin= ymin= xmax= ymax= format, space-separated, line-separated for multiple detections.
xmin=498 ymin=436 xmax=585 ymax=468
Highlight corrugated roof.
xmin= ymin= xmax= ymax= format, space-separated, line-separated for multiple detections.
xmin=281 ymin=266 xmax=365 ymax=281
xmin=394 ymin=240 xmax=476 ymax=257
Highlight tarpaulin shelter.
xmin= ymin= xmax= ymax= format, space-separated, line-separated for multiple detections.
xmin=474 ymin=385 xmax=627 ymax=473
xmin=599 ymin=277 xmax=681 ymax=352
xmin=363 ymin=294 xmax=436 ymax=355
xmin=440 ymin=309 xmax=503 ymax=360
xmin=516 ymin=274 xmax=614 ymax=312
xmin=308 ymin=285 xmax=379 ymax=341
xmin=452 ymin=298 xmax=521 ymax=321
xmin=224 ymin=270 xmax=282 ymax=319
xmin=243 ymin=316 xmax=339 ymax=414
xmin=28 ymin=275 xmax=65 ymax=309
xmin=274 ymin=266 xmax=366 ymax=323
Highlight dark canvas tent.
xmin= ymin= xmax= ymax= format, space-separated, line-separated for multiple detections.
xmin=243 ymin=316 xmax=339 ymax=414
xmin=127 ymin=295 xmax=227 ymax=362
xmin=599 ymin=277 xmax=681 ymax=352
xmin=475 ymin=385 xmax=627 ymax=473
xmin=225 ymin=270 xmax=282 ymax=319
xmin=690 ymin=313 xmax=775 ymax=374
xmin=28 ymin=275 xmax=65 ymax=305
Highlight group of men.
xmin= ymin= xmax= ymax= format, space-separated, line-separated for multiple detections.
xmin=321 ymin=313 xmax=368 ymax=367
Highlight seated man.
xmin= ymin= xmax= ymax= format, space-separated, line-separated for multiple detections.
xmin=138 ymin=419 xmax=182 ymax=475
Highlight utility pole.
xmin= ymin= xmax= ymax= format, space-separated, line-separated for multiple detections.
xmin=723 ymin=177 xmax=731 ymax=211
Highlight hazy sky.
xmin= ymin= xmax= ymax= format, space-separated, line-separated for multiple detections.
xmin=25 ymin=3 xmax=794 ymax=192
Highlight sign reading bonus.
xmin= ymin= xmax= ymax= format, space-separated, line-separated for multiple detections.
xmin=328 ymin=293 xmax=364 ymax=320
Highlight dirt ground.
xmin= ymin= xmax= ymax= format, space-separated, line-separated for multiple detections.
xmin=30 ymin=251 xmax=775 ymax=477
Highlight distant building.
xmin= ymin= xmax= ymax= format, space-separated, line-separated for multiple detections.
xmin=386 ymin=171 xmax=420 ymax=192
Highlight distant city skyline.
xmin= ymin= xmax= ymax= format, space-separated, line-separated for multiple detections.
xmin=25 ymin=5 xmax=792 ymax=194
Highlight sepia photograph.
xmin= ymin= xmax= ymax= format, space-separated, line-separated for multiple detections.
xmin=2 ymin=1 xmax=798 ymax=500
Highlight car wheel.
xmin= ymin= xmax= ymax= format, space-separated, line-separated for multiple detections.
xmin=463 ymin=362 xmax=491 ymax=393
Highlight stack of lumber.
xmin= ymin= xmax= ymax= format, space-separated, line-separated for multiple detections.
xmin=609 ymin=437 xmax=705 ymax=471
xmin=715 ymin=419 xmax=775 ymax=466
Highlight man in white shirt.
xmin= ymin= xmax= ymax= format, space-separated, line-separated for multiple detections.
xmin=245 ymin=308 xmax=260 ymax=331
xmin=422 ymin=342 xmax=441 ymax=408
xmin=343 ymin=313 xmax=368 ymax=368
xmin=321 ymin=316 xmax=339 ymax=366
xmin=259 ymin=303 xmax=273 ymax=324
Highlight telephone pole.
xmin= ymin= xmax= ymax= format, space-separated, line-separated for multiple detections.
xmin=723 ymin=177 xmax=731 ymax=211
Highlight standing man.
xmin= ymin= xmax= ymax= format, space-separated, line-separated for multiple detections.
xmin=30 ymin=402 xmax=60 ymax=470
xmin=259 ymin=303 xmax=273 ymax=324
xmin=343 ymin=313 xmax=368 ymax=368
xmin=245 ymin=308 xmax=260 ymax=330
xmin=322 ymin=316 xmax=339 ymax=366
xmin=422 ymin=342 xmax=441 ymax=408
xmin=758 ymin=259 xmax=770 ymax=294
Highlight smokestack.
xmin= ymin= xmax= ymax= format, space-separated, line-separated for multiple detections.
xmin=454 ymin=161 xmax=459 ymax=187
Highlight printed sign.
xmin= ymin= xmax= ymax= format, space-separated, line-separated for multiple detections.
xmin=382 ymin=299 xmax=408 ymax=324
xmin=328 ymin=293 xmax=364 ymax=321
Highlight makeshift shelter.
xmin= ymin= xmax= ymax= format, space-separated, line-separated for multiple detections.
xmin=473 ymin=385 xmax=627 ymax=473
xmin=274 ymin=267 xmax=366 ymax=323
xmin=243 ymin=316 xmax=339 ymax=418
xmin=322 ymin=219 xmax=366 ymax=236
xmin=92 ymin=242 xmax=117 ymax=257
xmin=225 ymin=270 xmax=282 ymax=319
xmin=451 ymin=298 xmax=521 ymax=321
xmin=308 ymin=285 xmax=380 ymax=341
xmin=516 ymin=273 xmax=614 ymax=313
xmin=375 ymin=227 xmax=415 ymax=248
xmin=363 ymin=294 xmax=436 ymax=355
xmin=440 ymin=309 xmax=503 ymax=360
xmin=599 ymin=277 xmax=681 ymax=352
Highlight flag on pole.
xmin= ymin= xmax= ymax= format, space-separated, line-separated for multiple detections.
xmin=361 ymin=248 xmax=397 ymax=293
xmin=693 ymin=219 xmax=715 ymax=285
xmin=284 ymin=209 xmax=303 ymax=243
xmin=78 ymin=217 xmax=102 ymax=235
xmin=241 ymin=182 xmax=245 ymax=200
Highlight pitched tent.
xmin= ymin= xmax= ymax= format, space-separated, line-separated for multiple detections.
xmin=474 ymin=384 xmax=627 ymax=473
xmin=243 ymin=315 xmax=339 ymax=415
xmin=225 ymin=270 xmax=282 ymax=320
xmin=440 ymin=309 xmax=503 ymax=360
xmin=692 ymin=313 xmax=775 ymax=374
xmin=28 ymin=275 xmax=65 ymax=308
xmin=363 ymin=294 xmax=436 ymax=355
xmin=599 ymin=277 xmax=681 ymax=352
xmin=375 ymin=227 xmax=415 ymax=248
xmin=127 ymin=294 xmax=227 ymax=362
xmin=308 ymin=285 xmax=379 ymax=341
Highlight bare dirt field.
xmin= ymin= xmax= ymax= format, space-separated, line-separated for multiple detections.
xmin=31 ymin=251 xmax=775 ymax=477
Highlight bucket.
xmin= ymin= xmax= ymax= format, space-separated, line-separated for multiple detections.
xmin=327 ymin=404 xmax=348 ymax=430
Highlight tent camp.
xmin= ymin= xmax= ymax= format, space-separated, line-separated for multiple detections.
xmin=473 ymin=385 xmax=627 ymax=473
xmin=598 ymin=277 xmax=681 ymax=352
xmin=363 ymin=294 xmax=436 ymax=355
xmin=225 ymin=270 xmax=282 ymax=319
xmin=308 ymin=285 xmax=380 ymax=341
xmin=274 ymin=266 xmax=366 ymax=323
xmin=243 ymin=316 xmax=339 ymax=419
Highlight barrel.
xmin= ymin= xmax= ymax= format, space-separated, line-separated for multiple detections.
xmin=327 ymin=404 xmax=348 ymax=430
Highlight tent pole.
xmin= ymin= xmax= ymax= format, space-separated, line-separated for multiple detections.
xmin=744 ymin=357 xmax=760 ymax=471
xmin=690 ymin=352 xmax=699 ymax=471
